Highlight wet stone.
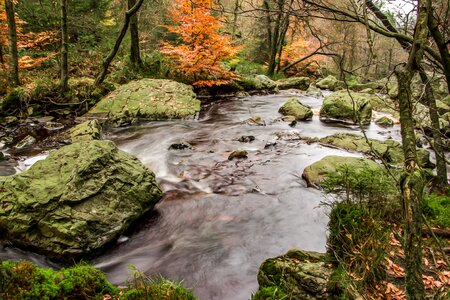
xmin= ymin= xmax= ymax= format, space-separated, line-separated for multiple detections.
xmin=238 ymin=135 xmax=255 ymax=143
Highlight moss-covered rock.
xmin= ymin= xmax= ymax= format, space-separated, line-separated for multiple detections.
xmin=436 ymin=99 xmax=450 ymax=115
xmin=316 ymin=75 xmax=344 ymax=91
xmin=238 ymin=75 xmax=277 ymax=91
xmin=0 ymin=140 xmax=163 ymax=259
xmin=349 ymin=81 xmax=385 ymax=92
xmin=276 ymin=77 xmax=311 ymax=91
xmin=375 ymin=116 xmax=394 ymax=127
xmin=302 ymin=155 xmax=382 ymax=188
xmin=320 ymin=90 xmax=373 ymax=125
xmin=0 ymin=260 xmax=116 ymax=299
xmin=278 ymin=98 xmax=313 ymax=121
xmin=254 ymin=249 xmax=331 ymax=300
xmin=65 ymin=120 xmax=102 ymax=142
xmin=318 ymin=133 xmax=433 ymax=168
xmin=0 ymin=260 xmax=197 ymax=300
xmin=89 ymin=79 xmax=200 ymax=126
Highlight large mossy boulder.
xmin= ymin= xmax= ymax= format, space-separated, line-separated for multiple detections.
xmin=316 ymin=75 xmax=344 ymax=91
xmin=302 ymin=155 xmax=382 ymax=188
xmin=238 ymin=75 xmax=277 ymax=91
xmin=254 ymin=249 xmax=331 ymax=300
xmin=89 ymin=79 xmax=201 ymax=126
xmin=320 ymin=90 xmax=373 ymax=125
xmin=0 ymin=140 xmax=163 ymax=259
xmin=278 ymin=98 xmax=313 ymax=121
xmin=319 ymin=133 xmax=433 ymax=168
xmin=276 ymin=77 xmax=311 ymax=91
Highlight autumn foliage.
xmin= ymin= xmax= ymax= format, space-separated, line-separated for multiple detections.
xmin=280 ymin=36 xmax=324 ymax=77
xmin=0 ymin=1 xmax=58 ymax=71
xmin=161 ymin=0 xmax=239 ymax=87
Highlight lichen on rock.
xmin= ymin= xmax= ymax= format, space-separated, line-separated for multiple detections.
xmin=254 ymin=249 xmax=332 ymax=300
xmin=278 ymin=98 xmax=313 ymax=121
xmin=0 ymin=140 xmax=163 ymax=259
xmin=89 ymin=79 xmax=201 ymax=126
xmin=319 ymin=90 xmax=373 ymax=125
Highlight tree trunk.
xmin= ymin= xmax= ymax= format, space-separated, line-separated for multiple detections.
xmin=0 ymin=44 xmax=4 ymax=66
xmin=4 ymin=0 xmax=20 ymax=87
xmin=94 ymin=0 xmax=145 ymax=87
xmin=396 ymin=1 xmax=432 ymax=298
xmin=418 ymin=70 xmax=448 ymax=185
xmin=60 ymin=0 xmax=69 ymax=92
xmin=128 ymin=0 xmax=142 ymax=68
xmin=427 ymin=8 xmax=450 ymax=94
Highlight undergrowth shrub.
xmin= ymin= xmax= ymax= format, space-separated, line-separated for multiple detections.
xmin=322 ymin=164 xmax=399 ymax=295
xmin=0 ymin=260 xmax=115 ymax=299
xmin=121 ymin=266 xmax=197 ymax=300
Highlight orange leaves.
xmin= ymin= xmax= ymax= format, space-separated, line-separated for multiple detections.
xmin=385 ymin=282 xmax=406 ymax=300
xmin=161 ymin=0 xmax=239 ymax=87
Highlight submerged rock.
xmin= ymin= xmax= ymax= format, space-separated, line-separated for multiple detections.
xmin=238 ymin=135 xmax=255 ymax=143
xmin=302 ymin=155 xmax=382 ymax=188
xmin=319 ymin=133 xmax=433 ymax=168
xmin=0 ymin=140 xmax=163 ymax=259
xmin=89 ymin=79 xmax=200 ymax=126
xmin=320 ymin=90 xmax=373 ymax=125
xmin=276 ymin=77 xmax=311 ymax=91
xmin=168 ymin=142 xmax=193 ymax=150
xmin=278 ymin=98 xmax=313 ymax=121
xmin=246 ymin=115 xmax=266 ymax=126
xmin=254 ymin=249 xmax=332 ymax=300
xmin=228 ymin=150 xmax=248 ymax=160
xmin=316 ymin=75 xmax=344 ymax=91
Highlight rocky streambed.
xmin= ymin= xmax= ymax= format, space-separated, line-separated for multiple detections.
xmin=0 ymin=77 xmax=445 ymax=299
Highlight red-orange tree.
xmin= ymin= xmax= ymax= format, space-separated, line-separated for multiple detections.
xmin=161 ymin=0 xmax=238 ymax=87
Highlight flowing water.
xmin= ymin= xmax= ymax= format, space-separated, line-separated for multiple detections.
xmin=0 ymin=91 xmax=403 ymax=300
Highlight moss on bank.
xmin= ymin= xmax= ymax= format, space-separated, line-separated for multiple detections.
xmin=0 ymin=260 xmax=196 ymax=300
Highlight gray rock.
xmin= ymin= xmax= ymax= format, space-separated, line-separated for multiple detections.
xmin=320 ymin=91 xmax=372 ymax=125
xmin=0 ymin=140 xmax=163 ymax=259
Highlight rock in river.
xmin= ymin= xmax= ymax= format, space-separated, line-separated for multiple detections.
xmin=316 ymin=75 xmax=344 ymax=91
xmin=302 ymin=155 xmax=382 ymax=188
xmin=89 ymin=79 xmax=201 ymax=126
xmin=319 ymin=133 xmax=433 ymax=168
xmin=0 ymin=140 xmax=163 ymax=259
xmin=279 ymin=98 xmax=313 ymax=121
xmin=320 ymin=90 xmax=373 ymax=125
xmin=276 ymin=77 xmax=311 ymax=91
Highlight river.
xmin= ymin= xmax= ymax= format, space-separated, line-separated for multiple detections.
xmin=0 ymin=90 xmax=403 ymax=300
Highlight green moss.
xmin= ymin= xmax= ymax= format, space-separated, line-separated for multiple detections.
xmin=278 ymin=98 xmax=313 ymax=121
xmin=423 ymin=192 xmax=450 ymax=228
xmin=0 ymin=260 xmax=197 ymax=300
xmin=251 ymin=286 xmax=287 ymax=300
xmin=0 ymin=260 xmax=116 ymax=299
xmin=320 ymin=90 xmax=373 ymax=125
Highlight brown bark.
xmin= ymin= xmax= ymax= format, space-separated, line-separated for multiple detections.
xmin=60 ymin=0 xmax=69 ymax=92
xmin=422 ymin=228 xmax=450 ymax=239
xmin=365 ymin=0 xmax=447 ymax=186
xmin=427 ymin=8 xmax=450 ymax=94
xmin=94 ymin=0 xmax=145 ymax=87
xmin=395 ymin=1 xmax=432 ymax=298
xmin=418 ymin=70 xmax=448 ymax=185
xmin=4 ymin=0 xmax=20 ymax=87
xmin=128 ymin=0 xmax=142 ymax=68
